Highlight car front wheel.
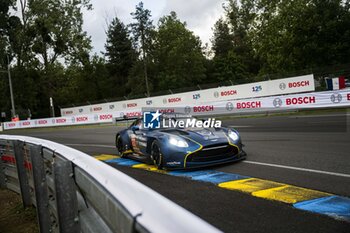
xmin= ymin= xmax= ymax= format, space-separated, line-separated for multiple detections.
xmin=151 ymin=141 xmax=163 ymax=169
xmin=116 ymin=135 xmax=125 ymax=157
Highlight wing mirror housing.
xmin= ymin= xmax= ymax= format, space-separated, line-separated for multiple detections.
xmin=131 ymin=125 xmax=140 ymax=132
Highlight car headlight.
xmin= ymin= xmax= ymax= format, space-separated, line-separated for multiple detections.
xmin=169 ymin=136 xmax=189 ymax=148
xmin=228 ymin=130 xmax=239 ymax=141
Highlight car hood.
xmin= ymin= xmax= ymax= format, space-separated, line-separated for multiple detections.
xmin=160 ymin=128 xmax=231 ymax=146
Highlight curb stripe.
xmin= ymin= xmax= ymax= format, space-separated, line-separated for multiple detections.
xmin=94 ymin=154 xmax=120 ymax=161
xmin=169 ymin=170 xmax=248 ymax=184
xmin=219 ymin=178 xmax=283 ymax=193
xmin=94 ymin=154 xmax=350 ymax=222
xmin=294 ymin=196 xmax=350 ymax=221
xmin=252 ymin=185 xmax=331 ymax=204
xmin=106 ymin=158 xmax=141 ymax=166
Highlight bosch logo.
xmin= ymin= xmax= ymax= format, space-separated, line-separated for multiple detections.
xmin=214 ymin=91 xmax=219 ymax=98
xmin=288 ymin=81 xmax=310 ymax=88
xmin=159 ymin=109 xmax=175 ymax=113
xmin=38 ymin=120 xmax=48 ymax=125
xmin=109 ymin=105 xmax=115 ymax=110
xmin=273 ymin=98 xmax=283 ymax=108
xmin=221 ymin=90 xmax=237 ymax=96
xmin=286 ymin=97 xmax=316 ymax=105
xmin=184 ymin=106 xmax=191 ymax=114
xmin=193 ymin=105 xmax=214 ymax=112
xmin=236 ymin=101 xmax=261 ymax=109
xmin=76 ymin=117 xmax=88 ymax=122
xmin=127 ymin=103 xmax=137 ymax=108
xmin=146 ymin=100 xmax=153 ymax=105
xmin=100 ymin=114 xmax=113 ymax=120
xmin=126 ymin=112 xmax=141 ymax=117
xmin=279 ymin=83 xmax=286 ymax=90
xmin=168 ymin=97 xmax=181 ymax=103
xmin=79 ymin=108 xmax=83 ymax=113
xmin=56 ymin=118 xmax=67 ymax=124
xmin=226 ymin=102 xmax=234 ymax=111
xmin=330 ymin=93 xmax=342 ymax=103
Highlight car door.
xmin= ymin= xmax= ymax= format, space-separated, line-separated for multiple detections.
xmin=129 ymin=119 xmax=148 ymax=155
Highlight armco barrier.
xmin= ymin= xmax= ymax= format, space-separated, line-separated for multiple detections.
xmin=0 ymin=135 xmax=221 ymax=233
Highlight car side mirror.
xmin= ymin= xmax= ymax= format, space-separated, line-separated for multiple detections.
xmin=131 ymin=125 xmax=140 ymax=132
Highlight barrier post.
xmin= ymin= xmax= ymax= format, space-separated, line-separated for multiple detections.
xmin=31 ymin=144 xmax=51 ymax=233
xmin=54 ymin=158 xmax=80 ymax=233
xmin=13 ymin=140 xmax=32 ymax=207
xmin=0 ymin=146 xmax=6 ymax=188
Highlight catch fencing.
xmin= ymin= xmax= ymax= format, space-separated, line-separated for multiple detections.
xmin=0 ymin=135 xmax=221 ymax=233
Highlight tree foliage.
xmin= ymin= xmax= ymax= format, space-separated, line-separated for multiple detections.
xmin=105 ymin=16 xmax=136 ymax=97
xmin=153 ymin=12 xmax=206 ymax=90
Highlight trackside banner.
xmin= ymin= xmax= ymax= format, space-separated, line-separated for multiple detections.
xmin=60 ymin=74 xmax=315 ymax=116
xmin=3 ymin=89 xmax=350 ymax=130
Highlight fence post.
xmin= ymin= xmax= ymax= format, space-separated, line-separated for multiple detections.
xmin=13 ymin=140 xmax=32 ymax=207
xmin=31 ymin=144 xmax=51 ymax=233
xmin=54 ymin=158 xmax=80 ymax=233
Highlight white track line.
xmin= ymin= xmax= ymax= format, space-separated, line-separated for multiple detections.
xmin=64 ymin=143 xmax=115 ymax=148
xmin=243 ymin=160 xmax=350 ymax=178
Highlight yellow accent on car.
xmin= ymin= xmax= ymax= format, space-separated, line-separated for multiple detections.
xmin=181 ymin=136 xmax=203 ymax=168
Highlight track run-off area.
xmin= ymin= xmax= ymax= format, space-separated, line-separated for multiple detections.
xmin=2 ymin=112 xmax=350 ymax=233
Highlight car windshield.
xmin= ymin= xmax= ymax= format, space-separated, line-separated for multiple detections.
xmin=136 ymin=113 xmax=199 ymax=129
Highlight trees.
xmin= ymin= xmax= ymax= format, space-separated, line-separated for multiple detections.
xmin=129 ymin=2 xmax=155 ymax=96
xmin=252 ymin=0 xmax=350 ymax=75
xmin=153 ymin=12 xmax=206 ymax=90
xmin=105 ymin=16 xmax=136 ymax=97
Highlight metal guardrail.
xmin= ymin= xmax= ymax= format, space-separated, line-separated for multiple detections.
xmin=0 ymin=135 xmax=221 ymax=233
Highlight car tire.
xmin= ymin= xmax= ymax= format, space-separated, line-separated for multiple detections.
xmin=116 ymin=135 xmax=125 ymax=157
xmin=151 ymin=140 xmax=163 ymax=169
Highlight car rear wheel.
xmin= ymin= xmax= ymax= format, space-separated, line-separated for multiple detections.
xmin=116 ymin=135 xmax=125 ymax=157
xmin=151 ymin=141 xmax=163 ymax=169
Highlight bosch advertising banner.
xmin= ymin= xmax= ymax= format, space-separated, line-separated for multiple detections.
xmin=61 ymin=74 xmax=315 ymax=116
xmin=4 ymin=89 xmax=350 ymax=130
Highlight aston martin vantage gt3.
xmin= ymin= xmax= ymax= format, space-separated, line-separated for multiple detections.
xmin=115 ymin=114 xmax=246 ymax=169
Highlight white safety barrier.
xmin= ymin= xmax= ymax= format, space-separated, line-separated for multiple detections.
xmin=3 ymin=89 xmax=350 ymax=130
xmin=61 ymin=74 xmax=315 ymax=116
xmin=0 ymin=135 xmax=221 ymax=233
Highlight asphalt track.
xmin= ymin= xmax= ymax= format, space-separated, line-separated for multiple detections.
xmin=2 ymin=112 xmax=350 ymax=233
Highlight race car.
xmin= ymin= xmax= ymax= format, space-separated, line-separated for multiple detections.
xmin=115 ymin=114 xmax=246 ymax=169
